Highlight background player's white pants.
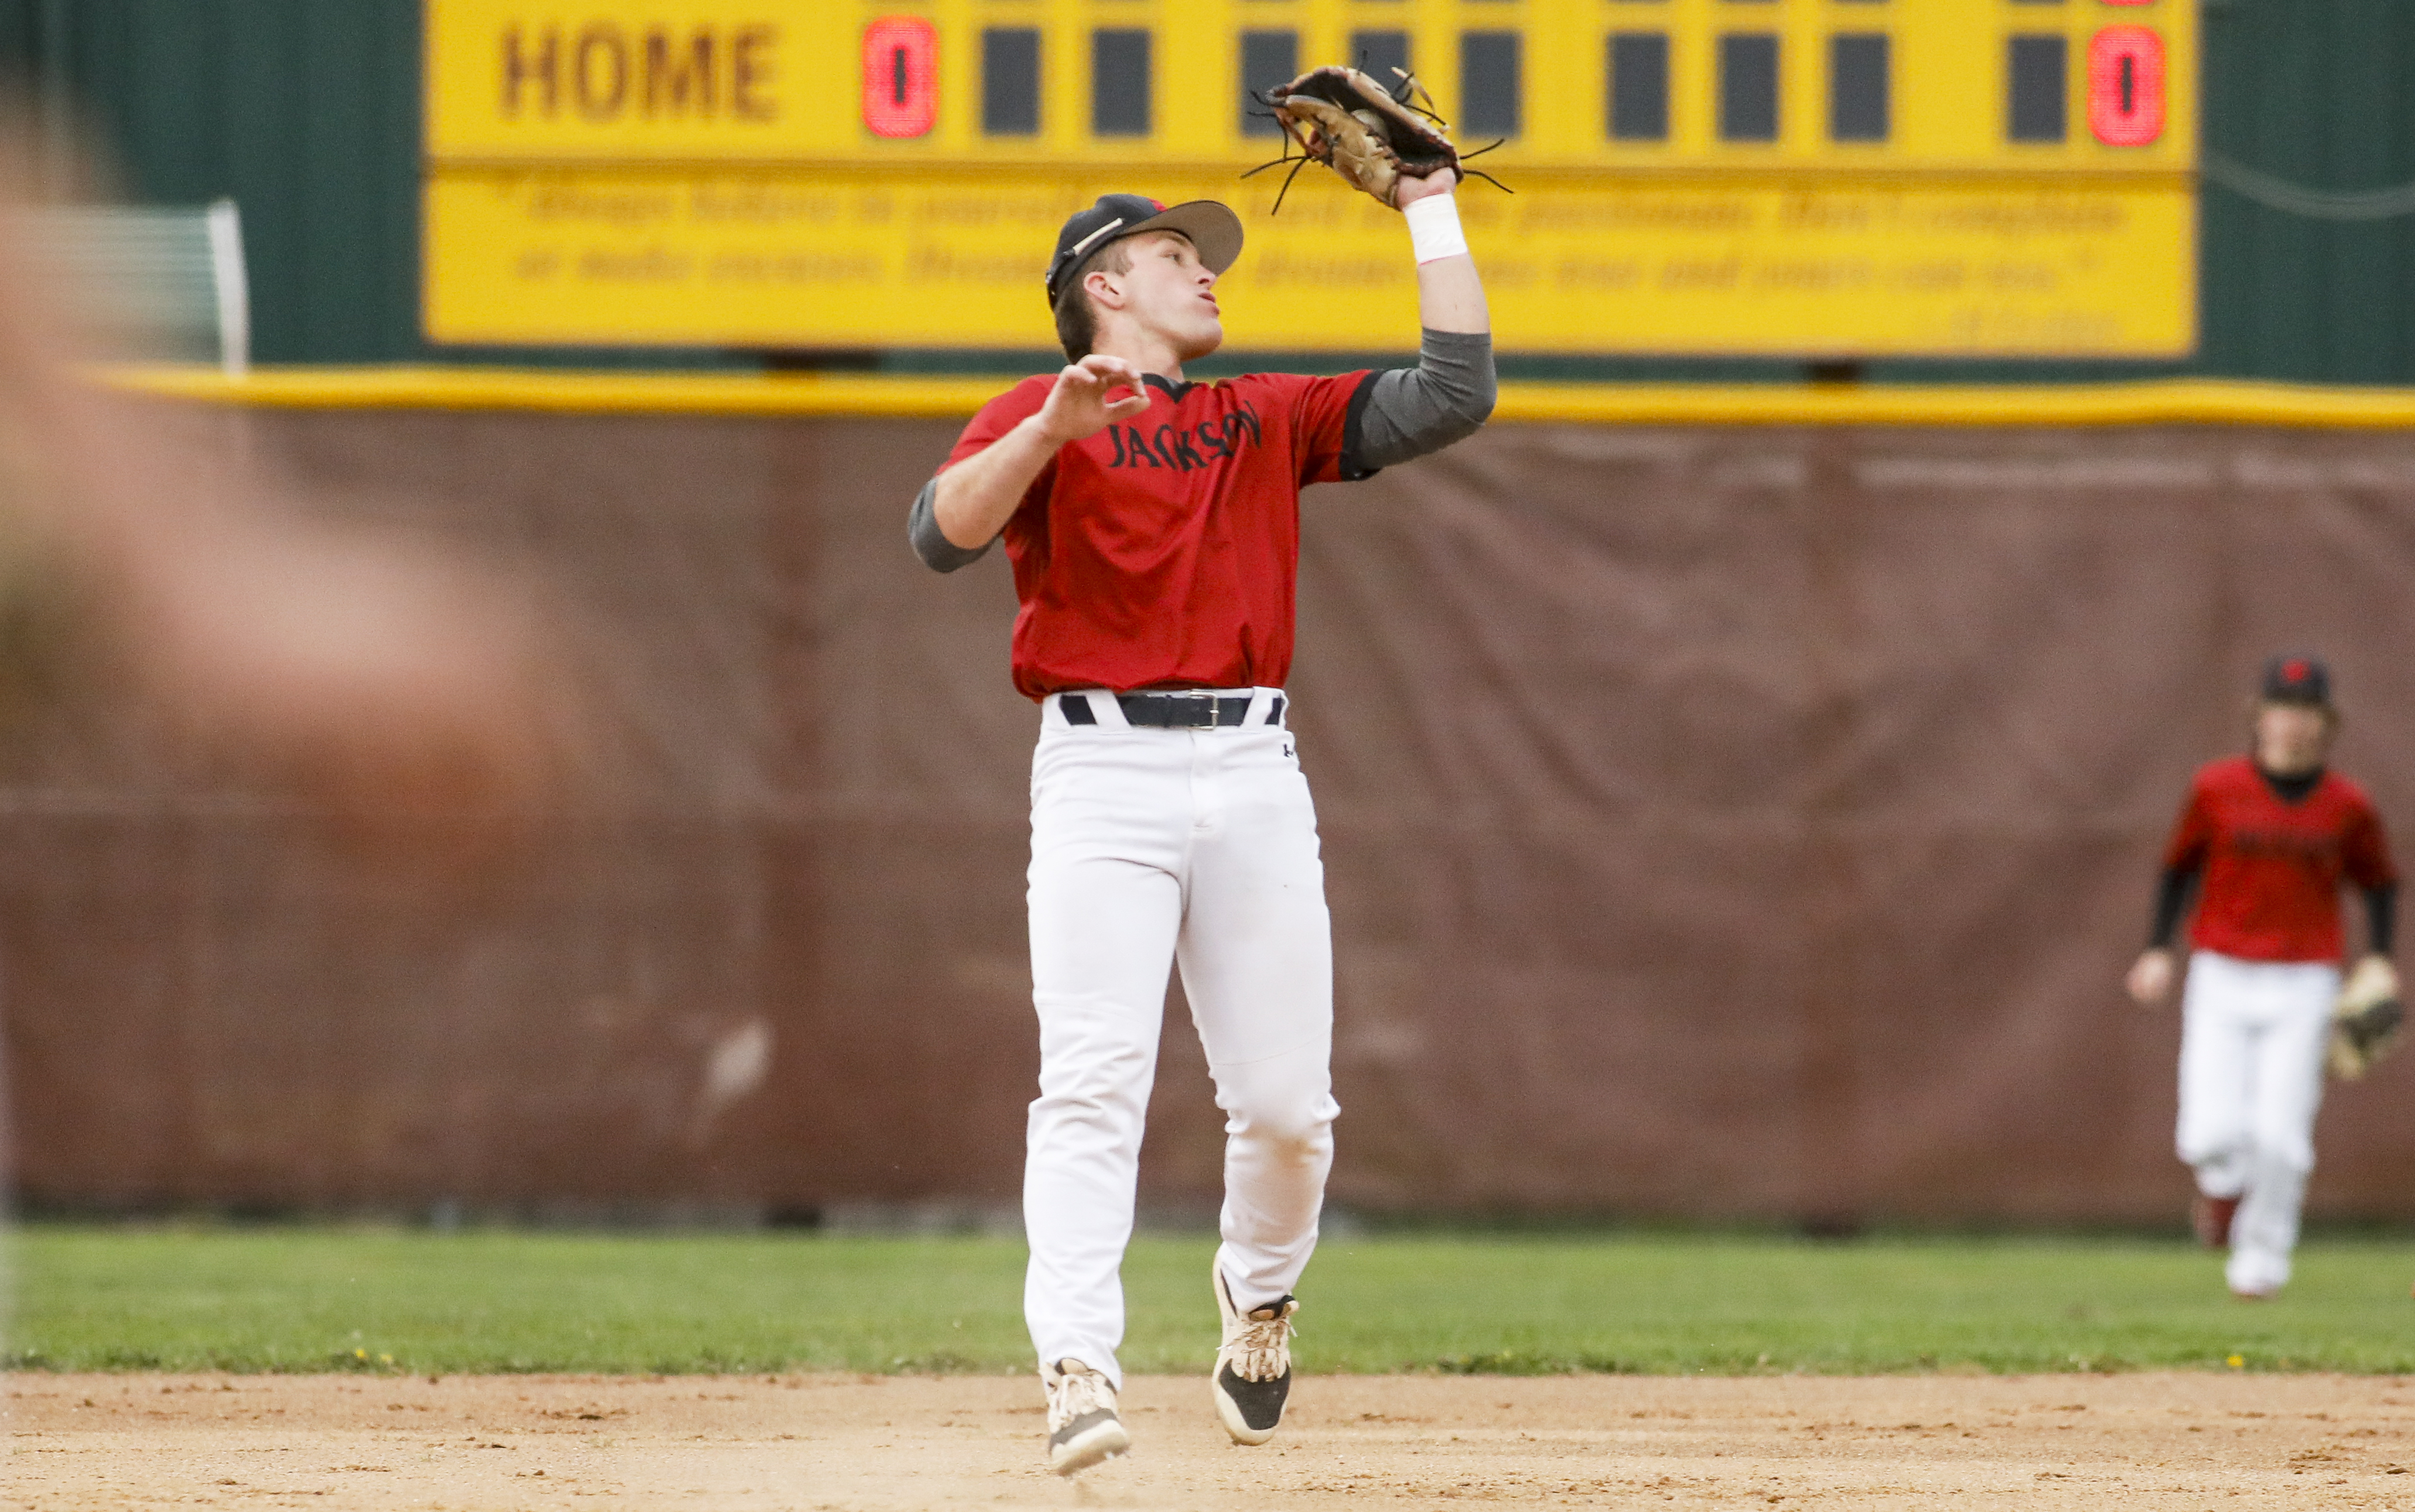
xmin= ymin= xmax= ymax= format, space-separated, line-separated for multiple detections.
xmin=2176 ymin=950 xmax=2337 ymax=1295
xmin=1023 ymin=688 xmax=1337 ymax=1388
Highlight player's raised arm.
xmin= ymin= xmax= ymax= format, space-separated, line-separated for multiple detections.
xmin=1341 ymin=167 xmax=1496 ymax=472
xmin=1395 ymin=169 xmax=1488 ymax=336
xmin=912 ymin=355 xmax=1148 ymax=570
xmin=1253 ymin=67 xmax=1496 ymax=472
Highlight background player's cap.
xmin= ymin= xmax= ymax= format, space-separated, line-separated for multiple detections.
xmin=2260 ymin=652 xmax=2333 ymax=707
xmin=1044 ymin=195 xmax=1245 ymax=307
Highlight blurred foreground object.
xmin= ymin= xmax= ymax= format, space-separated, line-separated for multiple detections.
xmin=0 ymin=148 xmax=578 ymax=870
xmin=21 ymin=198 xmax=248 ymax=374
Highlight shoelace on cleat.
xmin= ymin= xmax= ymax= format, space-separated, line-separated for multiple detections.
xmin=1048 ymin=1365 xmax=1116 ymax=1431
xmin=1225 ymin=1305 xmax=1297 ymax=1383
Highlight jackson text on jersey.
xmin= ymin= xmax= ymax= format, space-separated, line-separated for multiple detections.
xmin=944 ymin=369 xmax=1376 ymax=698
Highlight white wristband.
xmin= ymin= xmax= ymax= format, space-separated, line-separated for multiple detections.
xmin=1403 ymin=194 xmax=1469 ymax=265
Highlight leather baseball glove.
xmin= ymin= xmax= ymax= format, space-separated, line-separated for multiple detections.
xmin=1246 ymin=66 xmax=1508 ymax=211
xmin=2330 ymin=954 xmax=2403 ymax=1080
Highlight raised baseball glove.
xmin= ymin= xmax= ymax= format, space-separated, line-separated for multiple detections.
xmin=2330 ymin=954 xmax=2403 ymax=1080
xmin=1245 ymin=65 xmax=1509 ymax=212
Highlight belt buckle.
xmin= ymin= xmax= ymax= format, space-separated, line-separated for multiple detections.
xmin=1201 ymin=691 xmax=1251 ymax=729
xmin=1136 ymin=689 xmax=1235 ymax=728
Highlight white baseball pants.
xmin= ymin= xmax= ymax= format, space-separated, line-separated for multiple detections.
xmin=2175 ymin=949 xmax=2338 ymax=1295
xmin=1022 ymin=687 xmax=1338 ymax=1388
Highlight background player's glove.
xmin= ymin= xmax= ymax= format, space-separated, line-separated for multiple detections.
xmin=2329 ymin=955 xmax=2402 ymax=1080
xmin=1251 ymin=66 xmax=1502 ymax=211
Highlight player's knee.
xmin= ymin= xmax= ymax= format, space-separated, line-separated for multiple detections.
xmin=2250 ymin=1132 xmax=2316 ymax=1175
xmin=1258 ymin=1106 xmax=1334 ymax=1156
xmin=1222 ymin=1083 xmax=1337 ymax=1156
xmin=1033 ymin=1040 xmax=1156 ymax=1117
xmin=2176 ymin=1115 xmax=2250 ymax=1169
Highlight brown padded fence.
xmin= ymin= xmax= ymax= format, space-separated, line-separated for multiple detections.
xmin=9 ymin=407 xmax=2415 ymax=1224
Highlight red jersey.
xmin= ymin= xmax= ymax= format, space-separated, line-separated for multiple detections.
xmin=2163 ymin=755 xmax=2397 ymax=962
xmin=943 ymin=369 xmax=1375 ymax=699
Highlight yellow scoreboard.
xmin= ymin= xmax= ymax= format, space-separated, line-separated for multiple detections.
xmin=423 ymin=0 xmax=2197 ymax=357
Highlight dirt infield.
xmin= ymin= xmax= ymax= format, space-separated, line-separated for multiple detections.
xmin=12 ymin=1372 xmax=2415 ymax=1508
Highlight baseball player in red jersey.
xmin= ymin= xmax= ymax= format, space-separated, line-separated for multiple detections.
xmin=909 ymin=174 xmax=1492 ymax=1471
xmin=2126 ymin=654 xmax=2397 ymax=1299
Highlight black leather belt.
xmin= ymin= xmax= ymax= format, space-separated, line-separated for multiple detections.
xmin=1058 ymin=691 xmax=1283 ymax=728
xmin=1121 ymin=692 xmax=1253 ymax=728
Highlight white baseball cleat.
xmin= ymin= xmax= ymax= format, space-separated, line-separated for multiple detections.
xmin=1211 ymin=1260 xmax=1298 ymax=1446
xmin=1042 ymin=1357 xmax=1131 ymax=1475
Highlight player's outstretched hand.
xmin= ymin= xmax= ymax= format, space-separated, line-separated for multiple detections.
xmin=2126 ymin=947 xmax=2177 ymax=1007
xmin=1037 ymin=355 xmax=1149 ymax=445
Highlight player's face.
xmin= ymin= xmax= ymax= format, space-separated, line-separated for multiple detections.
xmin=1112 ymin=232 xmax=1223 ymax=360
xmin=2253 ymin=701 xmax=2334 ymax=776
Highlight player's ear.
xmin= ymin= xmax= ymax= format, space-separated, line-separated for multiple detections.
xmin=1083 ymin=266 xmax=1125 ymax=311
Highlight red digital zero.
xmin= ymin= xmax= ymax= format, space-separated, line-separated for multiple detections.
xmin=2088 ymin=26 xmax=2165 ymax=145
xmin=862 ymin=17 xmax=936 ymax=138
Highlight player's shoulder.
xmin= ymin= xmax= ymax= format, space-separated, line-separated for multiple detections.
xmin=953 ymin=373 xmax=1053 ymax=438
xmin=2320 ymin=768 xmax=2380 ymax=812
xmin=1219 ymin=369 xmax=1311 ymax=389
xmin=979 ymin=372 xmax=1054 ymax=413
xmin=2193 ymin=753 xmax=2258 ymax=793
xmin=1215 ymin=369 xmax=1364 ymax=400
xmin=1210 ymin=370 xmax=1376 ymax=438
xmin=947 ymin=373 xmax=1055 ymax=460
xmin=1194 ymin=371 xmax=1293 ymax=408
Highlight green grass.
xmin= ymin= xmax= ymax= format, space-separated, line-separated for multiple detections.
xmin=11 ymin=1225 xmax=2415 ymax=1375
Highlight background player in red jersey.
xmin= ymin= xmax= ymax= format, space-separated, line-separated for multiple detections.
xmin=909 ymin=173 xmax=1492 ymax=1471
xmin=2126 ymin=654 xmax=2397 ymax=1300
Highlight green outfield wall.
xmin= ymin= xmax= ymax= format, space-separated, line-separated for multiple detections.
xmin=0 ymin=0 xmax=2411 ymax=380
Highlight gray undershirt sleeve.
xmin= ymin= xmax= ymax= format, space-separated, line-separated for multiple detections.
xmin=909 ymin=476 xmax=992 ymax=573
xmin=1350 ymin=328 xmax=1498 ymax=472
